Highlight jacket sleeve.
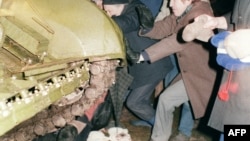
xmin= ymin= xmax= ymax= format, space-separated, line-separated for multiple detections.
xmin=145 ymin=33 xmax=185 ymax=63
xmin=144 ymin=1 xmax=213 ymax=63
xmin=139 ymin=15 xmax=176 ymax=39
xmin=112 ymin=5 xmax=141 ymax=33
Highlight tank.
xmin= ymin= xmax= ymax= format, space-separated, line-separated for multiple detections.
xmin=0 ymin=0 xmax=126 ymax=140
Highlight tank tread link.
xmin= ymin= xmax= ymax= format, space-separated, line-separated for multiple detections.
xmin=0 ymin=0 xmax=126 ymax=140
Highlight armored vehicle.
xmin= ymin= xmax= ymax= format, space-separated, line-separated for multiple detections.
xmin=0 ymin=0 xmax=126 ymax=140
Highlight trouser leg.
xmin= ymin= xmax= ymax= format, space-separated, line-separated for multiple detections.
xmin=219 ymin=133 xmax=224 ymax=141
xmin=151 ymin=79 xmax=188 ymax=141
xmin=178 ymin=101 xmax=194 ymax=137
xmin=126 ymin=81 xmax=159 ymax=121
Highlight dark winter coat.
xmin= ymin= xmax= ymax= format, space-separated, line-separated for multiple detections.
xmin=140 ymin=1 xmax=217 ymax=118
xmin=208 ymin=0 xmax=250 ymax=132
xmin=113 ymin=0 xmax=173 ymax=89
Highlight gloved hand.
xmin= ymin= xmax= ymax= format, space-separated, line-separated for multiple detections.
xmin=224 ymin=29 xmax=250 ymax=60
xmin=182 ymin=14 xmax=214 ymax=42
xmin=136 ymin=5 xmax=154 ymax=30
xmin=126 ymin=45 xmax=140 ymax=64
xmin=211 ymin=31 xmax=250 ymax=71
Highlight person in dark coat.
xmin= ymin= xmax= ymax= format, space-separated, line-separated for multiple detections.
xmin=91 ymin=0 xmax=164 ymax=17
xmin=195 ymin=0 xmax=250 ymax=140
xmin=103 ymin=0 xmax=173 ymax=127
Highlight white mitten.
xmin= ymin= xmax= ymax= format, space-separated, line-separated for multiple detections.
xmin=224 ymin=29 xmax=250 ymax=62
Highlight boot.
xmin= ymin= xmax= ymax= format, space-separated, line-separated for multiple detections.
xmin=182 ymin=15 xmax=214 ymax=42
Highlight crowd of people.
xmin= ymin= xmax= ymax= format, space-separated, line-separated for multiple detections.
xmin=90 ymin=0 xmax=250 ymax=141
xmin=36 ymin=0 xmax=250 ymax=141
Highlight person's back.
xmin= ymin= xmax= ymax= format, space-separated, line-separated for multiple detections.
xmin=103 ymin=0 xmax=173 ymax=127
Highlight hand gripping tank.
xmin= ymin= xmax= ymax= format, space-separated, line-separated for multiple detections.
xmin=0 ymin=0 xmax=126 ymax=140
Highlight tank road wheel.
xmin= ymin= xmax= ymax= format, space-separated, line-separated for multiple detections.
xmin=0 ymin=59 xmax=119 ymax=141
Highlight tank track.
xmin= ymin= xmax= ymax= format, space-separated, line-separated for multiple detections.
xmin=0 ymin=59 xmax=119 ymax=141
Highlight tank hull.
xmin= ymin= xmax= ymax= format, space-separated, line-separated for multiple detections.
xmin=0 ymin=0 xmax=126 ymax=138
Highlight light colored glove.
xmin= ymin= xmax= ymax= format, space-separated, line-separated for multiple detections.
xmin=224 ymin=29 xmax=250 ymax=62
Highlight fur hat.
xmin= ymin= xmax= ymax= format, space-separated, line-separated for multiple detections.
xmin=103 ymin=0 xmax=129 ymax=4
